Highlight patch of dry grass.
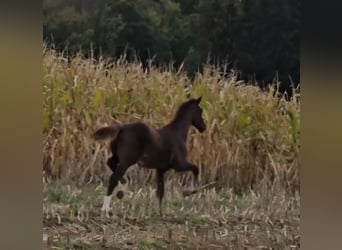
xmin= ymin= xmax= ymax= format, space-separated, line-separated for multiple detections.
xmin=43 ymin=180 xmax=300 ymax=249
xmin=43 ymin=45 xmax=300 ymax=192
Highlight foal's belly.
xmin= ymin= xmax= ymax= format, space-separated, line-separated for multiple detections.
xmin=137 ymin=153 xmax=170 ymax=170
xmin=137 ymin=162 xmax=155 ymax=169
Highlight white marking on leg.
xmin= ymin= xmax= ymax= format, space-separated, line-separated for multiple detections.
xmin=101 ymin=195 xmax=112 ymax=218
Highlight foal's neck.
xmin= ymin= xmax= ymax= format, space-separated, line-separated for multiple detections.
xmin=169 ymin=109 xmax=192 ymax=141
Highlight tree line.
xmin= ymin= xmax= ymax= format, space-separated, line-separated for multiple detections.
xmin=43 ymin=0 xmax=300 ymax=94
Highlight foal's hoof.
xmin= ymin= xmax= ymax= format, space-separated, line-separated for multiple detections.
xmin=101 ymin=208 xmax=113 ymax=218
xmin=182 ymin=189 xmax=197 ymax=197
xmin=101 ymin=211 xmax=113 ymax=219
xmin=193 ymin=179 xmax=200 ymax=189
xmin=116 ymin=190 xmax=124 ymax=199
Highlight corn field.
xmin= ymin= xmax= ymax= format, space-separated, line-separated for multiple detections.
xmin=43 ymin=45 xmax=300 ymax=193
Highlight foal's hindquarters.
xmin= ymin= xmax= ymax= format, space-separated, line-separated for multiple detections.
xmin=100 ymin=123 xmax=152 ymax=217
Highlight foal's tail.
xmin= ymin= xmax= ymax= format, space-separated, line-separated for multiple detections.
xmin=92 ymin=125 xmax=121 ymax=141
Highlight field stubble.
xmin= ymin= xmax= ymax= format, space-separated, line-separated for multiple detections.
xmin=43 ymin=180 xmax=299 ymax=249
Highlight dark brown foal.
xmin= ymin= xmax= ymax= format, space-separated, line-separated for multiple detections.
xmin=93 ymin=97 xmax=206 ymax=217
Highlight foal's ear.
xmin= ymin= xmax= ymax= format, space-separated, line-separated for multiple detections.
xmin=195 ymin=96 xmax=202 ymax=103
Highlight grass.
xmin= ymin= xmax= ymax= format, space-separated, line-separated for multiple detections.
xmin=43 ymin=180 xmax=300 ymax=249
xmin=43 ymin=44 xmax=300 ymax=249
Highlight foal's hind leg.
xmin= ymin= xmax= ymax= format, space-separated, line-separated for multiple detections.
xmin=107 ymin=141 xmax=120 ymax=172
xmin=107 ymin=155 xmax=119 ymax=172
xmin=107 ymin=154 xmax=128 ymax=184
xmin=101 ymin=164 xmax=131 ymax=218
xmin=101 ymin=134 xmax=142 ymax=217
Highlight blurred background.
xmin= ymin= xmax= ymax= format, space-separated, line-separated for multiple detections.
xmin=43 ymin=0 xmax=299 ymax=96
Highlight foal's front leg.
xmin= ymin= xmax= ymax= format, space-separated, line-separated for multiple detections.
xmin=174 ymin=161 xmax=200 ymax=190
xmin=156 ymin=169 xmax=165 ymax=216
xmin=187 ymin=162 xmax=199 ymax=190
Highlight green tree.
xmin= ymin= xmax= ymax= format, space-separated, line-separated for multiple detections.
xmin=43 ymin=0 xmax=300 ymax=90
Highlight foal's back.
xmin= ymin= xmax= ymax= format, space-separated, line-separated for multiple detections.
xmin=115 ymin=122 xmax=154 ymax=153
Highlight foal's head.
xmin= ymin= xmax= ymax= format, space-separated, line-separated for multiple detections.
xmin=187 ymin=97 xmax=206 ymax=133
